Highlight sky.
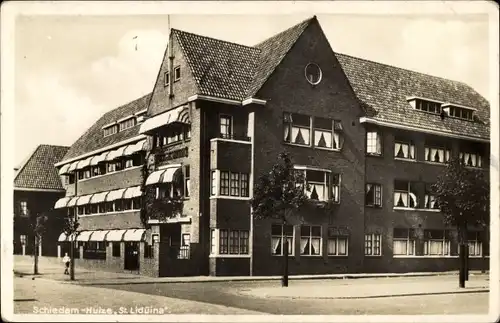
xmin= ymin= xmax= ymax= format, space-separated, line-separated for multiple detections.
xmin=11 ymin=7 xmax=493 ymax=166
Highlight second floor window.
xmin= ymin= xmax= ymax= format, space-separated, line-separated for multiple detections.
xmin=219 ymin=115 xmax=232 ymax=139
xmin=365 ymin=183 xmax=382 ymax=207
xmin=299 ymin=168 xmax=340 ymax=203
xmin=313 ymin=117 xmax=343 ymax=150
xmin=212 ymin=170 xmax=249 ymax=198
xmin=19 ymin=201 xmax=28 ymax=216
xmin=284 ymin=112 xmax=311 ymax=146
xmin=366 ymin=131 xmax=382 ymax=155
xmin=394 ymin=180 xmax=418 ymax=208
xmin=460 ymin=152 xmax=482 ymax=168
xmin=424 ymin=184 xmax=439 ymax=209
xmin=184 ymin=165 xmax=190 ymax=198
xmin=425 ymin=145 xmax=450 ymax=164
xmin=394 ymin=140 xmax=415 ymax=160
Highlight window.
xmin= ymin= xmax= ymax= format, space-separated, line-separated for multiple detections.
xmin=445 ymin=106 xmax=474 ymax=120
xmin=77 ymin=206 xmax=85 ymax=216
xmin=90 ymin=204 xmax=98 ymax=214
xmin=83 ymin=168 xmax=91 ymax=179
xmin=240 ymin=174 xmax=249 ymax=197
xmin=112 ymin=242 xmax=120 ymax=257
xmin=219 ymin=229 xmax=229 ymax=254
xmin=298 ymin=169 xmax=340 ymax=203
xmin=423 ymin=230 xmax=450 ymax=256
xmin=97 ymin=202 xmax=105 ymax=214
xmin=174 ymin=66 xmax=181 ymax=81
xmin=114 ymin=200 xmax=123 ymax=212
xmin=184 ymin=165 xmax=190 ymax=198
xmin=425 ymin=145 xmax=450 ymax=164
xmin=229 ymin=231 xmax=240 ymax=254
xmin=114 ymin=160 xmax=124 ymax=172
xmin=366 ymin=131 xmax=382 ymax=155
xmin=467 ymin=231 xmax=482 ymax=257
xmin=132 ymin=197 xmax=141 ymax=210
xmin=313 ymin=117 xmax=343 ymax=150
xmin=119 ymin=118 xmax=136 ymax=132
xmin=19 ymin=201 xmax=28 ymax=216
xmin=460 ymin=152 xmax=483 ymax=168
xmin=305 ymin=63 xmax=322 ymax=85
xmin=327 ymin=228 xmax=348 ymax=256
xmin=230 ymin=173 xmax=240 ymax=196
xmin=121 ymin=199 xmax=132 ymax=211
xmin=84 ymin=205 xmax=91 ymax=215
xmin=394 ymin=180 xmax=419 ymax=208
xmin=365 ymin=183 xmax=382 ymax=207
xmin=393 ymin=228 xmax=416 ymax=256
xmin=68 ymin=173 xmax=75 ymax=184
xmin=239 ymin=231 xmax=249 ymax=254
xmin=125 ymin=159 xmax=134 ymax=169
xmin=394 ymin=140 xmax=415 ymax=160
xmin=164 ymin=72 xmax=170 ymax=86
xmin=67 ymin=208 xmax=75 ymax=218
xmin=365 ymin=233 xmax=382 ymax=256
xmin=78 ymin=170 xmax=84 ymax=180
xmin=415 ymin=100 xmax=441 ymax=114
xmin=424 ymin=184 xmax=439 ymax=209
xmin=144 ymin=241 xmax=154 ymax=259
xmin=212 ymin=230 xmax=248 ymax=255
xmin=210 ymin=229 xmax=216 ymax=254
xmin=219 ymin=171 xmax=230 ymax=196
xmin=92 ymin=166 xmax=101 ymax=177
xmin=284 ymin=112 xmax=311 ymax=146
xmin=20 ymin=235 xmax=27 ymax=245
xmin=178 ymin=233 xmax=190 ymax=259
xmin=219 ymin=115 xmax=232 ymax=139
xmin=107 ymin=163 xmax=116 ymax=173
xmin=300 ymin=225 xmax=322 ymax=256
xmin=211 ymin=171 xmax=216 ymax=196
xmin=184 ymin=126 xmax=191 ymax=140
xmin=105 ymin=202 xmax=114 ymax=213
xmin=271 ymin=224 xmax=294 ymax=256
xmin=103 ymin=125 xmax=118 ymax=137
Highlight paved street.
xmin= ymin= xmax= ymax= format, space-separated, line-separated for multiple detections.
xmin=12 ymin=256 xmax=490 ymax=315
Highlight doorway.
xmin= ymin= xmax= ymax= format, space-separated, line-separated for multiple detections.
xmin=124 ymin=241 xmax=140 ymax=271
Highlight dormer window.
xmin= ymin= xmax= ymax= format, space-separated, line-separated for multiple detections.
xmin=103 ymin=124 xmax=118 ymax=137
xmin=442 ymin=104 xmax=475 ymax=121
xmin=118 ymin=117 xmax=137 ymax=131
xmin=408 ymin=97 xmax=442 ymax=115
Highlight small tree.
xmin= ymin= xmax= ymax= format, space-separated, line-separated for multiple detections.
xmin=432 ymin=157 xmax=489 ymax=288
xmin=28 ymin=210 xmax=48 ymax=275
xmin=63 ymin=210 xmax=80 ymax=281
xmin=251 ymin=152 xmax=309 ymax=287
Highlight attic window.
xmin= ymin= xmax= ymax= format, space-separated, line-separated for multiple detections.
xmin=442 ymin=105 xmax=475 ymax=121
xmin=305 ymin=63 xmax=322 ymax=85
xmin=103 ymin=125 xmax=118 ymax=137
xmin=174 ymin=66 xmax=181 ymax=81
xmin=164 ymin=72 xmax=170 ymax=87
xmin=414 ymin=100 xmax=441 ymax=114
xmin=119 ymin=117 xmax=137 ymax=131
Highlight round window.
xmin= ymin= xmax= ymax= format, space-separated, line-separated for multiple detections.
xmin=305 ymin=63 xmax=322 ymax=85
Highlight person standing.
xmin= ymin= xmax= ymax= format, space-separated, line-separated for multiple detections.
xmin=62 ymin=253 xmax=70 ymax=275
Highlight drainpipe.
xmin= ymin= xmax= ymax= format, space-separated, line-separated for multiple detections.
xmin=168 ymin=32 xmax=174 ymax=100
xmin=248 ymin=110 xmax=255 ymax=276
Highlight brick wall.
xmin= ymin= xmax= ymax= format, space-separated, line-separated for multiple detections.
xmin=76 ymin=167 xmax=143 ymax=195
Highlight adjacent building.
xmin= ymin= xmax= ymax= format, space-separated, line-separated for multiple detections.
xmin=53 ymin=16 xmax=490 ymax=277
xmin=14 ymin=144 xmax=69 ymax=257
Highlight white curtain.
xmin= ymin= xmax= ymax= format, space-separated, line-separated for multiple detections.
xmin=291 ymin=127 xmax=299 ymax=143
xmin=438 ymin=149 xmax=444 ymax=163
xmin=311 ymin=238 xmax=321 ymax=255
xmin=314 ymin=130 xmax=332 ymax=148
xmin=478 ymin=156 xmax=482 ymax=167
xmin=459 ymin=152 xmax=464 ymax=161
xmin=471 ymin=154 xmax=477 ymax=166
xmin=308 ymin=184 xmax=325 ymax=201
xmin=431 ymin=148 xmax=438 ymax=162
xmin=430 ymin=196 xmax=436 ymax=209
xmin=425 ymin=148 xmax=430 ymax=161
xmin=445 ymin=150 xmax=450 ymax=162
xmin=428 ymin=241 xmax=443 ymax=255
xmin=284 ymin=126 xmax=290 ymax=141
xmin=424 ymin=194 xmax=429 ymax=208
xmin=300 ymin=238 xmax=309 ymax=255
xmin=409 ymin=145 xmax=415 ymax=159
xmin=271 ymin=237 xmax=281 ymax=254
xmin=327 ymin=239 xmax=336 ymax=255
xmin=393 ymin=240 xmax=407 ymax=255
xmin=301 ymin=128 xmax=310 ymax=145
xmin=333 ymin=132 xmax=340 ymax=149
xmin=464 ymin=153 xmax=470 ymax=165
xmin=409 ymin=192 xmax=417 ymax=208
xmin=401 ymin=192 xmax=409 ymax=207
xmin=402 ymin=144 xmax=409 ymax=158
xmin=394 ymin=143 xmax=401 ymax=157
xmin=331 ymin=185 xmax=339 ymax=202
xmin=376 ymin=136 xmax=382 ymax=154
xmin=286 ymin=237 xmax=293 ymax=254
xmin=338 ymin=238 xmax=347 ymax=255
xmin=394 ymin=192 xmax=402 ymax=206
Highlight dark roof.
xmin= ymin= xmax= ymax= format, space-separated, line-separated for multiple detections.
xmin=14 ymin=144 xmax=69 ymax=190
xmin=335 ymin=53 xmax=490 ymax=140
xmin=62 ymin=93 xmax=151 ymax=161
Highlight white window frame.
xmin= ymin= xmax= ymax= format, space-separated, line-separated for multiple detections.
xmin=210 ymin=170 xmax=250 ymax=199
xmin=283 ymin=112 xmax=312 ymax=147
xmin=366 ymin=131 xmax=382 ymax=155
xmin=393 ymin=229 xmax=416 ymax=256
xmin=424 ymin=146 xmax=451 ymax=164
xmin=219 ymin=114 xmax=233 ymax=139
xmin=327 ymin=235 xmax=348 ymax=256
xmin=19 ymin=201 xmax=28 ymax=216
xmin=312 ymin=117 xmax=342 ymax=150
xmin=174 ymin=66 xmax=181 ymax=81
xmin=394 ymin=140 xmax=416 ymax=160
xmin=164 ymin=72 xmax=170 ymax=86
xmin=271 ymin=224 xmax=295 ymax=256
xmin=393 ymin=180 xmax=418 ymax=209
xmin=459 ymin=152 xmax=483 ymax=168
xmin=300 ymin=225 xmax=322 ymax=256
xmin=211 ymin=229 xmax=249 ymax=256
xmin=294 ymin=166 xmax=340 ymax=203
xmin=423 ymin=230 xmax=451 ymax=256
xmin=458 ymin=232 xmax=483 ymax=257
xmin=365 ymin=233 xmax=382 ymax=256
xmin=365 ymin=183 xmax=382 ymax=207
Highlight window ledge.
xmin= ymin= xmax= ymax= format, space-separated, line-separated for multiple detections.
xmin=327 ymin=255 xmax=349 ymax=257
xmin=313 ymin=146 xmax=342 ymax=153
xmin=148 ymin=216 xmax=192 ymax=224
xmin=283 ymin=142 xmax=312 ymax=149
xmin=365 ymin=255 xmax=383 ymax=257
xmin=272 ymin=254 xmax=295 ymax=257
xmin=300 ymin=254 xmax=323 ymax=257
xmin=393 ymin=255 xmax=458 ymax=259
xmin=365 ymin=205 xmax=383 ymax=209
xmin=78 ymin=210 xmax=140 ymax=218
xmin=421 ymin=161 xmax=447 ymax=166
xmin=209 ymin=195 xmax=251 ymax=201
xmin=209 ymin=254 xmax=251 ymax=258
xmin=394 ymin=157 xmax=417 ymax=163
xmin=77 ymin=165 xmax=142 ymax=183
xmin=366 ymin=153 xmax=383 ymax=157
xmin=210 ymin=137 xmax=251 ymax=145
xmin=393 ymin=207 xmax=440 ymax=212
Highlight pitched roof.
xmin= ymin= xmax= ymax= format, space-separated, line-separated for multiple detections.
xmin=335 ymin=53 xmax=490 ymax=140
xmin=61 ymin=93 xmax=151 ymax=161
xmin=14 ymin=144 xmax=69 ymax=190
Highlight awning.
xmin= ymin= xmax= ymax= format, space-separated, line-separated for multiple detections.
xmin=75 ymin=157 xmax=92 ymax=170
xmin=106 ymin=146 xmax=127 ymax=161
xmin=105 ymin=188 xmax=126 ymax=201
xmin=90 ymin=152 xmax=109 ymax=166
xmin=123 ymin=186 xmax=142 ymax=199
xmin=58 ymin=164 xmax=70 ymax=175
xmin=58 ymin=232 xmax=77 ymax=242
xmin=139 ymin=105 xmax=188 ymax=134
xmin=123 ymin=229 xmax=146 ymax=241
xmin=145 ymin=166 xmax=181 ymax=186
xmin=67 ymin=162 xmax=78 ymax=172
xmin=89 ymin=192 xmax=109 ymax=204
xmin=54 ymin=197 xmax=71 ymax=209
xmin=106 ymin=229 xmax=128 ymax=242
xmin=89 ymin=230 xmax=110 ymax=241
xmin=123 ymin=139 xmax=147 ymax=156
xmin=76 ymin=231 xmax=93 ymax=242
xmin=76 ymin=194 xmax=93 ymax=205
xmin=67 ymin=196 xmax=80 ymax=207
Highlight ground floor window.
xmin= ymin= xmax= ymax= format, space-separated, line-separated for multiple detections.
xmin=460 ymin=231 xmax=482 ymax=257
xmin=83 ymin=241 xmax=106 ymax=260
xmin=423 ymin=230 xmax=450 ymax=256
xmin=111 ymin=242 xmax=121 ymax=257
xmin=300 ymin=225 xmax=322 ymax=256
xmin=144 ymin=241 xmax=154 ymax=259
xmin=211 ymin=229 xmax=249 ymax=256
xmin=365 ymin=233 xmax=382 ymax=256
xmin=178 ymin=233 xmax=190 ymax=259
xmin=393 ymin=228 xmax=416 ymax=256
xmin=327 ymin=228 xmax=348 ymax=256
xmin=271 ymin=224 xmax=294 ymax=256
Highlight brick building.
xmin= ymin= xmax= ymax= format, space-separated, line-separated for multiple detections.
xmin=53 ymin=16 xmax=490 ymax=276
xmin=14 ymin=144 xmax=69 ymax=257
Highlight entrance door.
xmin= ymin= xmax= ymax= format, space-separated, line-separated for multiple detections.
xmin=124 ymin=242 xmax=140 ymax=271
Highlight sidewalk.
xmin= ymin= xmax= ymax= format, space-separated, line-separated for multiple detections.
xmin=14 ymin=256 xmax=489 ymax=286
xmin=13 ymin=275 xmax=264 ymax=315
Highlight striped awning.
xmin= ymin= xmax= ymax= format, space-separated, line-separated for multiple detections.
xmin=106 ymin=229 xmax=128 ymax=242
xmin=123 ymin=229 xmax=146 ymax=241
xmin=139 ymin=105 xmax=189 ymax=135
xmin=123 ymin=139 xmax=147 ymax=156
xmin=90 ymin=152 xmax=109 ymax=166
xmin=106 ymin=146 xmax=127 ymax=161
xmin=89 ymin=192 xmax=109 ymax=204
xmin=76 ymin=194 xmax=93 ymax=206
xmin=54 ymin=197 xmax=71 ymax=209
xmin=67 ymin=162 xmax=78 ymax=172
xmin=67 ymin=196 xmax=80 ymax=207
xmin=76 ymin=231 xmax=93 ymax=242
xmin=105 ymin=188 xmax=126 ymax=202
xmin=58 ymin=164 xmax=71 ymax=175
xmin=145 ymin=166 xmax=181 ymax=186
xmin=89 ymin=230 xmax=110 ymax=241
xmin=123 ymin=186 xmax=142 ymax=199
xmin=57 ymin=232 xmax=76 ymax=242
xmin=75 ymin=157 xmax=92 ymax=170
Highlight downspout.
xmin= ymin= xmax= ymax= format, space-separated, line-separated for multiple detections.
xmin=249 ymin=110 xmax=255 ymax=276
xmin=168 ymin=32 xmax=174 ymax=99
